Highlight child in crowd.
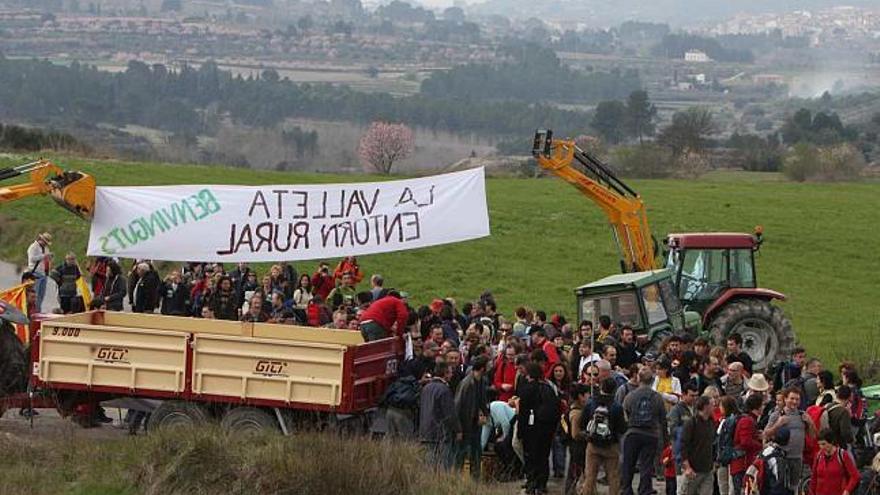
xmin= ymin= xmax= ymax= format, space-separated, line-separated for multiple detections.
xmin=662 ymin=442 xmax=676 ymax=495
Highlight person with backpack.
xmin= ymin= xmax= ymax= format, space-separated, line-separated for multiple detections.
xmin=810 ymin=430 xmax=860 ymax=495
xmin=732 ymin=394 xmax=766 ymax=495
xmin=716 ymin=395 xmax=742 ymax=495
xmin=841 ymin=369 xmax=867 ymax=428
xmin=764 ymin=387 xmax=818 ymax=495
xmin=615 ymin=363 xmax=641 ymax=406
xmin=680 ymin=396 xmax=717 ymax=495
xmin=621 ymin=366 xmax=668 ymax=495
xmin=564 ymin=384 xmax=590 ymax=495
xmin=814 ymin=371 xmax=836 ymax=407
xmin=820 ymin=386 xmax=855 ymax=450
xmin=454 ymin=355 xmax=490 ymax=479
xmin=580 ymin=377 xmax=626 ymax=495
xmin=381 ymin=374 xmax=420 ymax=439
xmin=745 ymin=427 xmax=792 ymax=495
xmin=517 ymin=362 xmax=561 ymax=495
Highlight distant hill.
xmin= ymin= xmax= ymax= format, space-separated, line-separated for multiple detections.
xmin=468 ymin=0 xmax=879 ymax=28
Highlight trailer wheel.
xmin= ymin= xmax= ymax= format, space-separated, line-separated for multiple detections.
xmin=220 ymin=407 xmax=279 ymax=435
xmin=147 ymin=401 xmax=210 ymax=432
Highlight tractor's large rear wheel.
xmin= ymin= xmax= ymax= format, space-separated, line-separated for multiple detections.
xmin=709 ymin=299 xmax=795 ymax=372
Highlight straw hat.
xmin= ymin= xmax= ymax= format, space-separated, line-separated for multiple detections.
xmin=38 ymin=232 xmax=52 ymax=244
xmin=747 ymin=373 xmax=770 ymax=392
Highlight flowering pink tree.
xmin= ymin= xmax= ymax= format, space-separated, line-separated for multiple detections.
xmin=574 ymin=134 xmax=608 ymax=160
xmin=357 ymin=122 xmax=415 ymax=174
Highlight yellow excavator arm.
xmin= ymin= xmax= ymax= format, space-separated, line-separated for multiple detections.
xmin=532 ymin=129 xmax=658 ymax=272
xmin=0 ymin=160 xmax=95 ymax=219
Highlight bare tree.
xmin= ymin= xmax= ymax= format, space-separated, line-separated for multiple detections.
xmin=658 ymin=107 xmax=716 ymax=156
xmin=357 ymin=122 xmax=415 ymax=174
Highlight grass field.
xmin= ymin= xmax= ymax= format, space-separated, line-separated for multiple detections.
xmin=0 ymin=155 xmax=878 ymax=371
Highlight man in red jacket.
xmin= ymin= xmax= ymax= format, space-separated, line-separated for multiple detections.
xmin=530 ymin=327 xmax=559 ymax=378
xmin=731 ymin=393 xmax=765 ymax=495
xmin=493 ymin=345 xmax=518 ymax=401
xmin=311 ymin=262 xmax=336 ymax=301
xmin=810 ymin=430 xmax=860 ymax=495
xmin=359 ymin=290 xmax=409 ymax=341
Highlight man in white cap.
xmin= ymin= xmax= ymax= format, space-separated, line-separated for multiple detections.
xmin=25 ymin=232 xmax=53 ymax=312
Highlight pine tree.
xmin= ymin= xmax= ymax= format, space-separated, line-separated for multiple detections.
xmin=625 ymin=90 xmax=657 ymax=144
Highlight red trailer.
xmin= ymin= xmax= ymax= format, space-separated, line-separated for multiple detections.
xmin=5 ymin=311 xmax=403 ymax=433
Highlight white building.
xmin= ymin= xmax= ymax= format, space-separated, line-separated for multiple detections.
xmin=684 ymin=49 xmax=711 ymax=62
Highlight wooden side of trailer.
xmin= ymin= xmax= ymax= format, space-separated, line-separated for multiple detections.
xmin=33 ymin=311 xmax=400 ymax=415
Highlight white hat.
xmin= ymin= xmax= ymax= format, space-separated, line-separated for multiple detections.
xmin=747 ymin=373 xmax=770 ymax=392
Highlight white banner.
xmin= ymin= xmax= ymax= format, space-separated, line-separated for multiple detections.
xmin=87 ymin=167 xmax=489 ymax=262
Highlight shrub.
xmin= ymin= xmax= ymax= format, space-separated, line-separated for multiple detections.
xmin=0 ymin=123 xmax=87 ymax=153
xmin=817 ymin=142 xmax=866 ymax=181
xmin=674 ymin=151 xmax=710 ymax=179
xmin=611 ymin=143 xmax=674 ymax=178
xmin=783 ymin=142 xmax=865 ymax=182
xmin=783 ymin=143 xmax=821 ymax=182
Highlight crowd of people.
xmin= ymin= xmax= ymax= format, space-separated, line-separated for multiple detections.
xmin=401 ymin=318 xmax=870 ymax=495
xmin=25 ymin=232 xmax=397 ymax=335
xmin=20 ymin=232 xmax=874 ymax=495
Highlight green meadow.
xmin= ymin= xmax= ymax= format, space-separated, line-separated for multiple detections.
xmin=1 ymin=155 xmax=877 ymax=370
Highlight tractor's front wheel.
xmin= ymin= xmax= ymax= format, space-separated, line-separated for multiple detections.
xmin=709 ymin=299 xmax=795 ymax=372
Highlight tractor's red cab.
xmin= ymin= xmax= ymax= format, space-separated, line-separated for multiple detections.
xmin=665 ymin=231 xmax=786 ymax=324
xmin=664 ymin=230 xmax=792 ymax=371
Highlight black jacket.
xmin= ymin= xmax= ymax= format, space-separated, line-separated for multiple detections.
xmin=455 ymin=372 xmax=489 ymax=437
xmin=101 ymin=274 xmax=127 ymax=311
xmin=132 ymin=270 xmax=160 ymax=313
xmin=517 ymin=380 xmax=560 ymax=436
xmin=617 ymin=342 xmax=641 ymax=369
xmin=681 ymin=414 xmax=716 ymax=473
xmin=210 ymin=289 xmax=239 ymax=321
xmin=160 ymin=281 xmax=190 ymax=316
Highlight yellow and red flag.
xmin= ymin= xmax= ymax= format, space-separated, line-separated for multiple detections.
xmin=0 ymin=281 xmax=31 ymax=343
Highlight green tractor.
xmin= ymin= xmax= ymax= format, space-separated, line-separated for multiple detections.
xmin=576 ymin=259 xmax=795 ymax=371
xmin=576 ymin=269 xmax=701 ymax=351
